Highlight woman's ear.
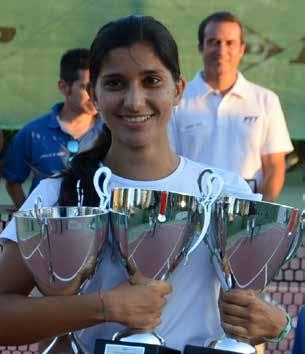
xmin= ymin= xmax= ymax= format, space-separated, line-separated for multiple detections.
xmin=58 ymin=79 xmax=69 ymax=97
xmin=173 ymin=75 xmax=186 ymax=106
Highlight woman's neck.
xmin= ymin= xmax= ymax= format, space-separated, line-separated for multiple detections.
xmin=103 ymin=142 xmax=180 ymax=181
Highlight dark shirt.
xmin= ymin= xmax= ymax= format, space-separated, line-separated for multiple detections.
xmin=3 ymin=103 xmax=103 ymax=193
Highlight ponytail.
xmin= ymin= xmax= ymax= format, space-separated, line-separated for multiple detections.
xmin=58 ymin=124 xmax=111 ymax=206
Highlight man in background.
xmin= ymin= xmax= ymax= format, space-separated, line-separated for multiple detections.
xmin=3 ymin=48 xmax=103 ymax=208
xmin=169 ymin=11 xmax=293 ymax=201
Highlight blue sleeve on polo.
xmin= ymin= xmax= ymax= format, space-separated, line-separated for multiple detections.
xmin=3 ymin=126 xmax=32 ymax=183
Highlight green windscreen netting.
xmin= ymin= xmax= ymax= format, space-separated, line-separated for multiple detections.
xmin=0 ymin=0 xmax=304 ymax=138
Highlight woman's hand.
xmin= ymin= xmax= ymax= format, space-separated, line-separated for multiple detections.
xmin=103 ymin=278 xmax=172 ymax=330
xmin=219 ymin=289 xmax=287 ymax=345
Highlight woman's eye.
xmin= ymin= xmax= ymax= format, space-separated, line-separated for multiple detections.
xmin=104 ymin=79 xmax=124 ymax=90
xmin=144 ymin=76 xmax=161 ymax=86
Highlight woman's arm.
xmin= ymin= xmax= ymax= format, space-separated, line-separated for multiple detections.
xmin=0 ymin=240 xmax=171 ymax=345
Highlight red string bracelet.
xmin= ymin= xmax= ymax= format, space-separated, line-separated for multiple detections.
xmin=98 ymin=290 xmax=108 ymax=321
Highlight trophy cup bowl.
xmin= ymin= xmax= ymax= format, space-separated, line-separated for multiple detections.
xmin=14 ymin=205 xmax=109 ymax=353
xmin=96 ymin=187 xmax=200 ymax=354
xmin=203 ymin=196 xmax=305 ymax=353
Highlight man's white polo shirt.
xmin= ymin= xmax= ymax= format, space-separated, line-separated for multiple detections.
xmin=168 ymin=71 xmax=293 ymax=184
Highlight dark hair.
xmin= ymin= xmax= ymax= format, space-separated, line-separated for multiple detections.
xmin=59 ymin=124 xmax=111 ymax=206
xmin=60 ymin=15 xmax=180 ymax=206
xmin=60 ymin=48 xmax=90 ymax=85
xmin=198 ymin=11 xmax=244 ymax=47
xmin=90 ymin=15 xmax=181 ymax=88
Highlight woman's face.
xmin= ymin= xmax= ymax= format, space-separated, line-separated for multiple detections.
xmin=92 ymin=42 xmax=184 ymax=149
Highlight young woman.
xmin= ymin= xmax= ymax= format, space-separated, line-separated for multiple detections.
xmin=0 ymin=15 xmax=287 ymax=353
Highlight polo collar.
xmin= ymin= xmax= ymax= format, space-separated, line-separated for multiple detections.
xmin=229 ymin=72 xmax=247 ymax=99
xmin=193 ymin=71 xmax=247 ymax=99
xmin=189 ymin=71 xmax=214 ymax=99
xmin=48 ymin=102 xmax=64 ymax=129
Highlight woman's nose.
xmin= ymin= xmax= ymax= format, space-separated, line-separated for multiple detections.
xmin=124 ymin=83 xmax=146 ymax=111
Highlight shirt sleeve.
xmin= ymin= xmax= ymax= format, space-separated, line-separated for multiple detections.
xmin=261 ymin=94 xmax=294 ymax=156
xmin=0 ymin=178 xmax=62 ymax=242
xmin=2 ymin=127 xmax=32 ymax=183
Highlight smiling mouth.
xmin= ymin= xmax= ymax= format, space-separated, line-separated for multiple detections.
xmin=122 ymin=115 xmax=153 ymax=123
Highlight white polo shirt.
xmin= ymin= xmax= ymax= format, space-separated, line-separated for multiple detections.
xmin=168 ymin=71 xmax=293 ymax=183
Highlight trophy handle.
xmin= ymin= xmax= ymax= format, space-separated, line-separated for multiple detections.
xmin=20 ymin=196 xmax=47 ymax=261
xmin=34 ymin=195 xmax=43 ymax=217
xmin=185 ymin=169 xmax=224 ymax=261
xmin=76 ymin=180 xmax=84 ymax=207
xmin=34 ymin=196 xmax=56 ymax=282
xmin=283 ymin=209 xmax=305 ymax=264
xmin=93 ymin=166 xmax=112 ymax=210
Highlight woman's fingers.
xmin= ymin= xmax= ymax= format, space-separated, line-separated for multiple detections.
xmin=104 ymin=279 xmax=172 ymax=329
xmin=221 ymin=322 xmax=249 ymax=341
xmin=149 ymin=279 xmax=173 ymax=296
xmin=219 ymin=288 xmax=288 ymax=343
xmin=220 ymin=288 xmax=257 ymax=306
xmin=220 ymin=301 xmax=250 ymax=318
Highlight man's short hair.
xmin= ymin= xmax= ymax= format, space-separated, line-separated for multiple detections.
xmin=198 ymin=11 xmax=244 ymax=47
xmin=60 ymin=48 xmax=90 ymax=85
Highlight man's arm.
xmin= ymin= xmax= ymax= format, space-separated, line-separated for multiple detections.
xmin=5 ymin=181 xmax=26 ymax=209
xmin=0 ymin=130 xmax=3 ymax=153
xmin=257 ymin=152 xmax=286 ymax=202
xmin=2 ymin=128 xmax=31 ymax=208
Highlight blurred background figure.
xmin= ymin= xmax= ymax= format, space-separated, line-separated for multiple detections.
xmin=0 ymin=130 xmax=3 ymax=153
xmin=2 ymin=48 xmax=103 ymax=208
xmin=292 ymin=307 xmax=305 ymax=354
xmin=169 ymin=11 xmax=293 ymax=202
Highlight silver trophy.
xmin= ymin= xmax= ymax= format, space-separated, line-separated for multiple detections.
xmin=109 ymin=187 xmax=200 ymax=349
xmin=197 ymin=170 xmax=305 ymax=353
xmin=14 ymin=166 xmax=112 ymax=354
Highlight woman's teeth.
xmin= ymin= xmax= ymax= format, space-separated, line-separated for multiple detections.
xmin=124 ymin=115 xmax=151 ymax=123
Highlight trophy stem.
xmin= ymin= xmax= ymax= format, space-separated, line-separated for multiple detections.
xmin=42 ymin=332 xmax=86 ymax=354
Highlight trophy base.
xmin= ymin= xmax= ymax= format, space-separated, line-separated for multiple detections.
xmin=94 ymin=339 xmax=181 ymax=354
xmin=184 ymin=338 xmax=256 ymax=354
xmin=214 ymin=338 xmax=255 ymax=354
xmin=184 ymin=345 xmax=242 ymax=354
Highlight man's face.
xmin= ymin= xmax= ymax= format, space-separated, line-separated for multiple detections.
xmin=200 ymin=21 xmax=245 ymax=78
xmin=65 ymin=69 xmax=97 ymax=116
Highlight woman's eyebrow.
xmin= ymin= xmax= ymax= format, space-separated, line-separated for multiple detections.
xmin=141 ymin=68 xmax=165 ymax=74
xmin=101 ymin=68 xmax=165 ymax=78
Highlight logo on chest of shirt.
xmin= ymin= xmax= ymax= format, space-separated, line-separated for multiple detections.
xmin=243 ymin=116 xmax=258 ymax=124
